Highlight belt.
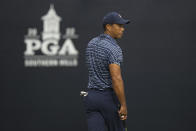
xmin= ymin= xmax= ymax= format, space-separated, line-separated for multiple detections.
xmin=87 ymin=88 xmax=113 ymax=91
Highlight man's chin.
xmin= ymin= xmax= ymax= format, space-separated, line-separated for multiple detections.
xmin=118 ymin=35 xmax=123 ymax=39
xmin=114 ymin=34 xmax=123 ymax=39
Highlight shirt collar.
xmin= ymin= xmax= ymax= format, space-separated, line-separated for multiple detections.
xmin=99 ymin=33 xmax=118 ymax=46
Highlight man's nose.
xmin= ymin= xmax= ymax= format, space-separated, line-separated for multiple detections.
xmin=121 ymin=27 xmax=125 ymax=32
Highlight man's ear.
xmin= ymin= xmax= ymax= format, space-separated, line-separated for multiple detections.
xmin=106 ymin=24 xmax=111 ymax=31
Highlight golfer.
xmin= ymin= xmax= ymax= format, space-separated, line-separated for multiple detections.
xmin=83 ymin=12 xmax=130 ymax=131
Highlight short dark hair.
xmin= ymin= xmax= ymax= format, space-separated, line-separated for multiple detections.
xmin=103 ymin=24 xmax=107 ymax=31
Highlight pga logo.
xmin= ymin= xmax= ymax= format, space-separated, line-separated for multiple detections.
xmin=24 ymin=4 xmax=78 ymax=56
xmin=24 ymin=37 xmax=78 ymax=56
xmin=24 ymin=4 xmax=79 ymax=67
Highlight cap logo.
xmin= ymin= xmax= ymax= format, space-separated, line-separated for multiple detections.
xmin=119 ymin=14 xmax=122 ymax=18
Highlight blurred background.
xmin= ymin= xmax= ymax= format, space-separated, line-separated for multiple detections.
xmin=1 ymin=0 xmax=196 ymax=131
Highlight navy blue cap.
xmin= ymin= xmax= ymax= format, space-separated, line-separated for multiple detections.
xmin=103 ymin=12 xmax=130 ymax=25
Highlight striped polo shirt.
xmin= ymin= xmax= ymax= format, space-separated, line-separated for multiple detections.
xmin=85 ymin=33 xmax=123 ymax=89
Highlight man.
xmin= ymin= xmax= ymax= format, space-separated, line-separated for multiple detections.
xmin=84 ymin=12 xmax=130 ymax=131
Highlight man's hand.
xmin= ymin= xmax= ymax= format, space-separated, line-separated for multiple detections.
xmin=118 ymin=105 xmax=127 ymax=120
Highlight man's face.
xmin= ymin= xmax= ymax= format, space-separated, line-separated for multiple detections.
xmin=107 ymin=24 xmax=125 ymax=39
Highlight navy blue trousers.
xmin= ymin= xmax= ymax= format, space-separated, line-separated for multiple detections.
xmin=83 ymin=89 xmax=124 ymax=131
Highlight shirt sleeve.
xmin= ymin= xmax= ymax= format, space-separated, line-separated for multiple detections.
xmin=106 ymin=47 xmax=123 ymax=66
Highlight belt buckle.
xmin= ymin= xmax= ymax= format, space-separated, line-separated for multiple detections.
xmin=98 ymin=88 xmax=104 ymax=91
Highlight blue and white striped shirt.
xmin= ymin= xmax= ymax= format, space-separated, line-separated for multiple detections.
xmin=85 ymin=33 xmax=123 ymax=89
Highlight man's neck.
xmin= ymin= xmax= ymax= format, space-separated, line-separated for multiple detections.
xmin=104 ymin=31 xmax=116 ymax=39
